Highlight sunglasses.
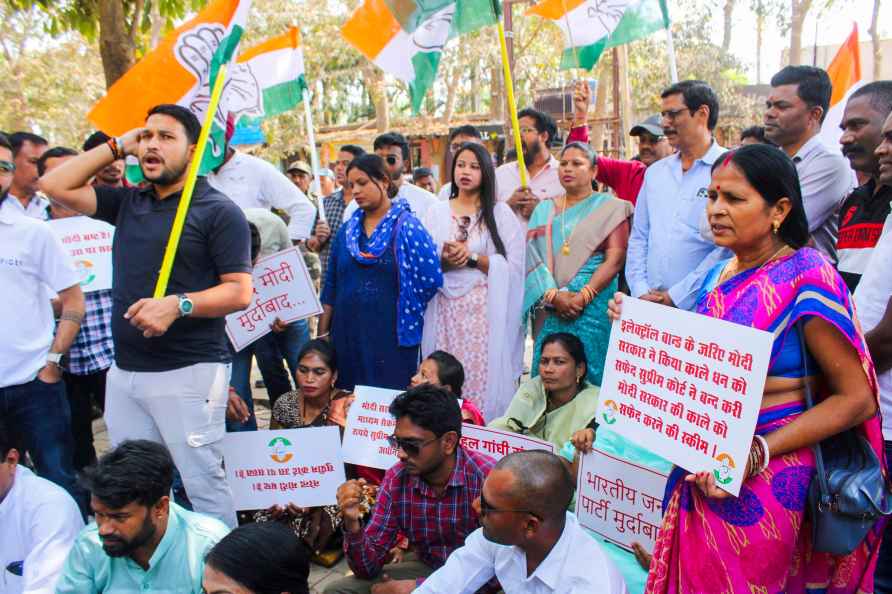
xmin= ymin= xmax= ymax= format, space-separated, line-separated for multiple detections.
xmin=386 ymin=434 xmax=438 ymax=457
xmin=0 ymin=160 xmax=15 ymax=174
xmin=384 ymin=155 xmax=399 ymax=166
xmin=479 ymin=493 xmax=541 ymax=520
xmin=456 ymin=215 xmax=471 ymax=242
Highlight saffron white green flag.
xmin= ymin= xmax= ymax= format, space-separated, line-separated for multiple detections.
xmin=342 ymin=0 xmax=499 ymax=113
xmin=527 ymin=0 xmax=669 ymax=70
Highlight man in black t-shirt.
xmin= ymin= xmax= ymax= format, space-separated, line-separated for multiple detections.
xmin=39 ymin=104 xmax=253 ymax=527
xmin=837 ymin=82 xmax=892 ymax=293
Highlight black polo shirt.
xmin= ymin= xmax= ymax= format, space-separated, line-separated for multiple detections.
xmin=836 ymin=179 xmax=891 ymax=293
xmin=94 ymin=178 xmax=252 ymax=372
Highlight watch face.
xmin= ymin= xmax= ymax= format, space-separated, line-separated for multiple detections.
xmin=180 ymin=298 xmax=193 ymax=314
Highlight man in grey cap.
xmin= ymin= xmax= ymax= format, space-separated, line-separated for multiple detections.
xmin=629 ymin=114 xmax=674 ymax=166
xmin=317 ymin=168 xmax=337 ymax=198
xmin=285 ymin=159 xmax=316 ymax=200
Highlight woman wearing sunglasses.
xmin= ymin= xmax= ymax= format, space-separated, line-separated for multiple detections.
xmin=318 ymin=155 xmax=441 ymax=391
xmin=524 ymin=141 xmax=632 ymax=386
xmin=420 ymin=142 xmax=525 ymax=421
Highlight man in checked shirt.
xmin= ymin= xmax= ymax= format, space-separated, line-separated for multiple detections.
xmin=326 ymin=385 xmax=497 ymax=594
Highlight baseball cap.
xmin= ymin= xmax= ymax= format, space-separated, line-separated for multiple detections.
xmin=286 ymin=160 xmax=312 ymax=175
xmin=630 ymin=115 xmax=664 ymax=138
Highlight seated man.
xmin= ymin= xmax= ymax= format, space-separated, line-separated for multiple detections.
xmin=326 ymin=385 xmax=496 ymax=594
xmin=55 ymin=440 xmax=229 ymax=594
xmin=0 ymin=423 xmax=83 ymax=594
xmin=416 ymin=451 xmax=627 ymax=594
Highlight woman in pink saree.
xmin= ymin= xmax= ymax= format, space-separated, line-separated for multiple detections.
xmin=610 ymin=144 xmax=887 ymax=593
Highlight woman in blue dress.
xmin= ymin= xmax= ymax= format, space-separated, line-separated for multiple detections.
xmin=318 ymin=154 xmax=442 ymax=390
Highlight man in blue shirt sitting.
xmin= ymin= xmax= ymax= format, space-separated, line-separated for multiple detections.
xmin=56 ymin=440 xmax=229 ymax=594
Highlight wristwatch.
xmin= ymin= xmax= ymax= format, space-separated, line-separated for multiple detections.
xmin=177 ymin=294 xmax=194 ymax=317
xmin=467 ymin=253 xmax=480 ymax=268
xmin=46 ymin=352 xmax=63 ymax=367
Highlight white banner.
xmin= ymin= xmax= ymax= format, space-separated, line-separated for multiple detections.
xmin=341 ymin=386 xmax=401 ymax=470
xmin=596 ymin=297 xmax=772 ymax=495
xmin=459 ymin=424 xmax=554 ymax=460
xmin=225 ymin=247 xmax=322 ymax=351
xmin=223 ymin=426 xmax=346 ymax=510
xmin=47 ymin=216 xmax=114 ymax=293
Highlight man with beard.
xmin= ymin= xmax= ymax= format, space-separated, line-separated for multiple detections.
xmin=56 ymin=440 xmax=229 ymax=593
xmin=416 ymin=451 xmax=626 ymax=594
xmin=374 ymin=132 xmax=437 ymax=221
xmin=764 ymin=66 xmax=853 ymax=262
xmin=82 ymin=132 xmax=126 ymax=188
xmin=327 ymin=385 xmax=496 ymax=594
xmin=835 ymin=81 xmax=892 ymax=292
xmin=39 ymin=104 xmax=253 ymax=528
xmin=496 ymin=108 xmax=562 ymax=225
xmin=3 ymin=132 xmax=49 ymax=219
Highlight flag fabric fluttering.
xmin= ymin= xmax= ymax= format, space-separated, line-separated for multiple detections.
xmin=819 ymin=23 xmax=863 ymax=150
xmin=527 ymin=0 xmax=669 ymax=70
xmin=235 ymin=27 xmax=308 ymax=126
xmin=342 ymin=0 xmax=499 ymax=113
xmin=88 ymin=0 xmax=251 ymax=173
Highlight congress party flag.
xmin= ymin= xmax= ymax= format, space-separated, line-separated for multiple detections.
xmin=88 ymin=0 xmax=252 ymax=172
xmin=527 ymin=0 xmax=670 ymax=70
xmin=342 ymin=0 xmax=499 ymax=113
xmin=819 ymin=24 xmax=863 ymax=151
xmin=235 ymin=27 xmax=308 ymax=126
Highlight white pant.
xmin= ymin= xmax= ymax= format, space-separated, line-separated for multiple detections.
xmin=105 ymin=362 xmax=236 ymax=527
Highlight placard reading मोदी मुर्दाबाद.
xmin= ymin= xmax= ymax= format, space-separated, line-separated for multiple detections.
xmin=595 ymin=297 xmax=773 ymax=496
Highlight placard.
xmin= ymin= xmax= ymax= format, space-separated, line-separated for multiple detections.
xmin=225 ymin=247 xmax=322 ymax=351
xmin=341 ymin=386 xmax=401 ymax=470
xmin=576 ymin=448 xmax=668 ymax=552
xmin=596 ymin=297 xmax=772 ymax=495
xmin=460 ymin=424 xmax=554 ymax=460
xmin=47 ymin=216 xmax=114 ymax=292
xmin=223 ymin=426 xmax=346 ymax=510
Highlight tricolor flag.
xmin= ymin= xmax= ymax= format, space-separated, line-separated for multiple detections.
xmin=88 ymin=0 xmax=252 ymax=173
xmin=342 ymin=0 xmax=499 ymax=113
xmin=527 ymin=0 xmax=670 ymax=70
xmin=819 ymin=23 xmax=863 ymax=150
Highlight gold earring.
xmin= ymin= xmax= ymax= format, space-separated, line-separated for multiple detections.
xmin=772 ymin=220 xmax=780 ymax=234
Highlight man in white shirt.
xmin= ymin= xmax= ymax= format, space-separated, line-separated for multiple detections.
xmin=0 ymin=423 xmax=84 ymax=594
xmin=764 ymin=66 xmax=854 ymax=262
xmin=374 ymin=132 xmax=437 ymax=220
xmin=495 ymin=108 xmax=564 ymax=226
xmin=0 ymin=133 xmax=86 ymax=511
xmin=415 ymin=451 xmax=627 ymax=594
xmin=208 ymin=146 xmax=316 ymax=241
xmin=2 ymin=132 xmax=49 ymax=220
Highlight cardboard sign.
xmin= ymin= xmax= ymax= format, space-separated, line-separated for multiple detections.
xmin=460 ymin=424 xmax=554 ymax=460
xmin=47 ymin=217 xmax=114 ymax=292
xmin=596 ymin=297 xmax=772 ymax=495
xmin=223 ymin=426 xmax=346 ymax=510
xmin=576 ymin=448 xmax=668 ymax=552
xmin=341 ymin=386 xmax=401 ymax=470
xmin=225 ymin=247 xmax=322 ymax=351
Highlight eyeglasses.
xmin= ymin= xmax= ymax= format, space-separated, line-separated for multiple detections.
xmin=386 ymin=434 xmax=439 ymax=457
xmin=479 ymin=493 xmax=541 ymax=520
xmin=519 ymin=127 xmax=539 ymax=135
xmin=0 ymin=160 xmax=15 ymax=174
xmin=660 ymin=108 xmax=690 ymax=121
xmin=384 ymin=155 xmax=399 ymax=166
xmin=456 ymin=215 xmax=471 ymax=242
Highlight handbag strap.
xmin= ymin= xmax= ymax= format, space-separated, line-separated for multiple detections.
xmin=796 ymin=320 xmax=832 ymax=506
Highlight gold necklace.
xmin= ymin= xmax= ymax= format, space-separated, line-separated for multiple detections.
xmin=559 ymin=195 xmax=574 ymax=256
xmin=718 ymin=244 xmax=791 ymax=285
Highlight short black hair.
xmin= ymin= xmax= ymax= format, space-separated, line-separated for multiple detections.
xmin=37 ymin=146 xmax=78 ymax=176
xmin=449 ymin=125 xmax=482 ymax=142
xmin=297 ymin=338 xmax=338 ymax=374
xmin=661 ymin=80 xmax=720 ymax=130
xmin=339 ymin=144 xmax=366 ymax=158
xmin=374 ymin=132 xmax=410 ymax=162
xmin=146 ymin=104 xmax=201 ymax=144
xmin=83 ymin=131 xmax=112 ymax=152
xmin=9 ymin=131 xmax=48 ymax=157
xmin=0 ymin=132 xmax=12 ymax=154
xmin=206 ymin=522 xmax=310 ymax=594
xmin=495 ymin=451 xmax=575 ymax=522
xmin=850 ymin=81 xmax=892 ymax=118
xmin=426 ymin=350 xmax=465 ymax=397
xmin=517 ymin=107 xmax=558 ymax=147
xmin=740 ymin=125 xmax=768 ymax=144
xmin=80 ymin=440 xmax=175 ymax=509
xmin=0 ymin=421 xmax=15 ymax=460
xmin=412 ymin=167 xmax=433 ymax=181
xmin=389 ymin=384 xmax=462 ymax=438
xmin=770 ymin=66 xmax=832 ymax=123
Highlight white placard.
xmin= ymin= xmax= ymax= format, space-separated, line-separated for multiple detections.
xmin=460 ymin=424 xmax=554 ymax=460
xmin=47 ymin=216 xmax=114 ymax=292
xmin=576 ymin=448 xmax=668 ymax=552
xmin=596 ymin=297 xmax=772 ymax=495
xmin=225 ymin=247 xmax=322 ymax=351
xmin=341 ymin=386 xmax=401 ymax=470
xmin=223 ymin=426 xmax=346 ymax=510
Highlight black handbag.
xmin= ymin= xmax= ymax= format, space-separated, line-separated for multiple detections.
xmin=796 ymin=321 xmax=892 ymax=555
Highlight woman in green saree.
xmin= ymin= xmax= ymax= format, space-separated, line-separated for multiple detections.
xmin=524 ymin=142 xmax=633 ymax=385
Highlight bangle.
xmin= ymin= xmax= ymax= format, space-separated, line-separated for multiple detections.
xmin=543 ymin=288 xmax=558 ymax=304
xmin=316 ymin=332 xmax=330 ymax=339
xmin=753 ymin=434 xmax=770 ymax=473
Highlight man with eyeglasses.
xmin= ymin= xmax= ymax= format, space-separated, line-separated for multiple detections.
xmin=416 ymin=450 xmax=627 ymax=594
xmin=626 ymin=80 xmax=730 ymax=311
xmin=374 ymin=132 xmax=437 ymax=222
xmin=438 ymin=125 xmax=484 ymax=201
xmin=2 ymin=132 xmax=49 ymax=220
xmin=327 ymin=385 xmax=496 ymax=594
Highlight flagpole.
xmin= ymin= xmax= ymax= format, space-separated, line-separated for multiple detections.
xmin=153 ymin=63 xmax=229 ymax=299
xmin=302 ymin=86 xmax=325 ymax=219
xmin=494 ymin=0 xmax=528 ymax=187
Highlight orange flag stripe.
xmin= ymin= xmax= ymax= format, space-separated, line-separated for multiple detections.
xmin=826 ymin=23 xmax=862 ymax=108
xmin=88 ymin=0 xmax=242 ymax=136
xmin=238 ymin=27 xmax=300 ymax=62
xmin=526 ymin=0 xmax=587 ymax=19
xmin=341 ymin=0 xmax=402 ymax=60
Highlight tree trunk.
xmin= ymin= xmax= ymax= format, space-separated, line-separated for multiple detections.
xmin=98 ymin=0 xmax=135 ymax=87
xmin=442 ymin=64 xmax=461 ymax=125
xmin=590 ymin=62 xmax=610 ymax=151
xmin=363 ymin=63 xmax=389 ymax=132
xmin=756 ymin=10 xmax=764 ymax=83
xmin=788 ymin=0 xmax=812 ymax=66
xmin=721 ymin=0 xmax=736 ymax=54
xmin=869 ymin=0 xmax=882 ymax=81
